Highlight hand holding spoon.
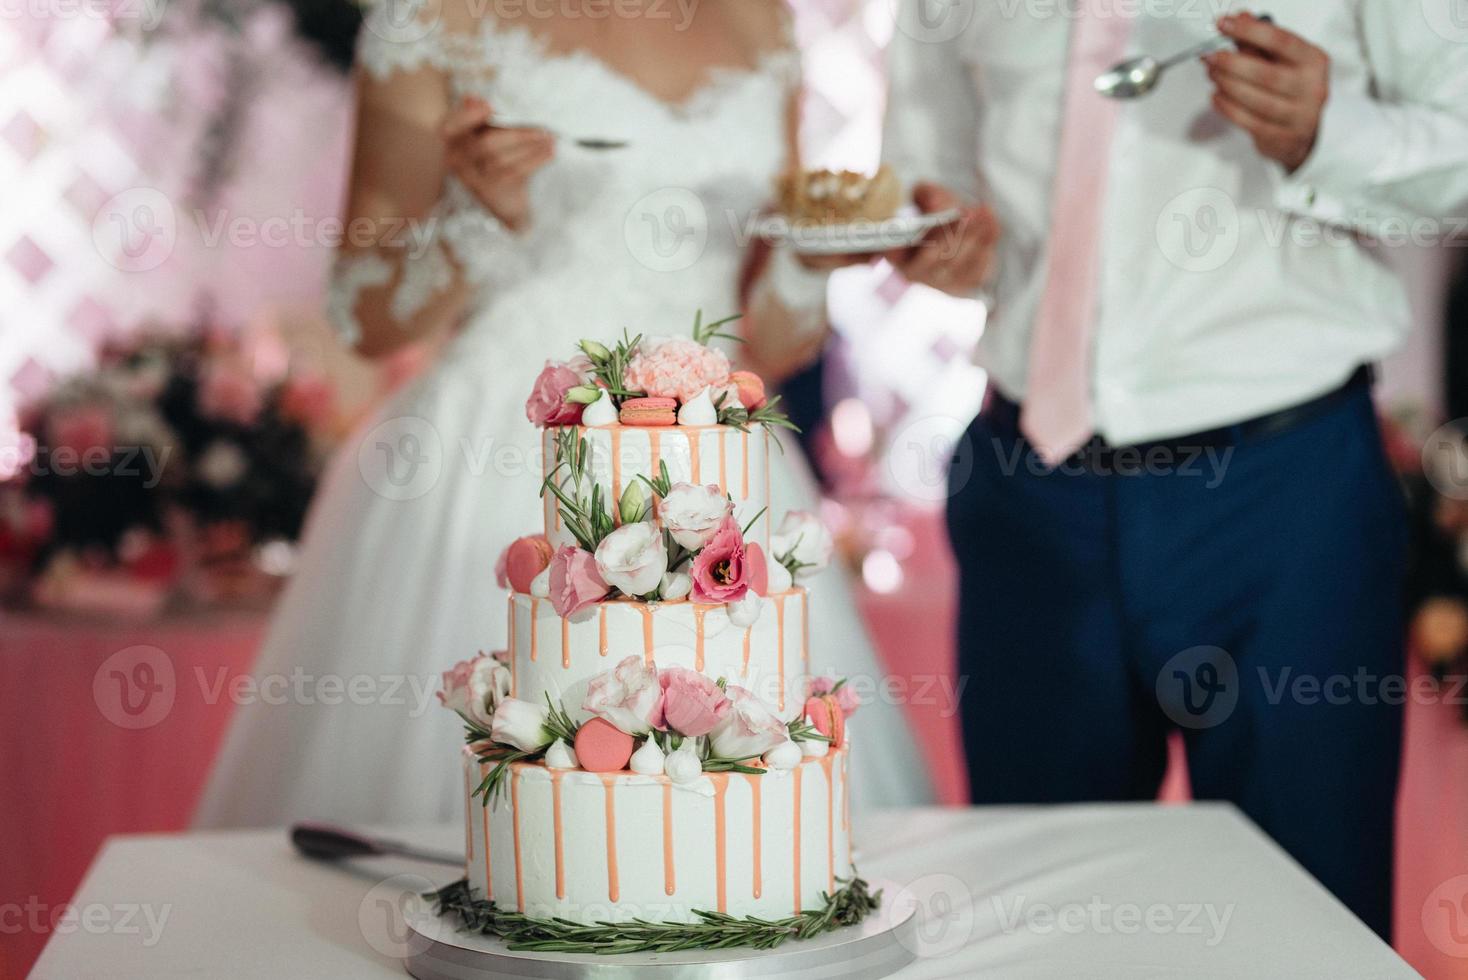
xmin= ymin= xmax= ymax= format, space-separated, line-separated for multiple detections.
xmin=1095 ymin=13 xmax=1272 ymax=99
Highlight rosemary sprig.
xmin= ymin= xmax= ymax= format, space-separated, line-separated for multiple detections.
xmin=775 ymin=533 xmax=817 ymax=579
xmin=691 ymin=310 xmax=745 ymax=347
xmin=543 ymin=695 xmax=580 ymax=746
xmin=717 ymin=392 xmax=801 ymax=440
xmin=542 ymin=429 xmax=616 ymax=552
xmin=579 ymin=330 xmax=646 ymax=400
xmin=472 ymin=749 xmax=535 ymax=807
xmin=786 ymin=717 xmax=832 ymax=744
xmin=430 ymin=875 xmax=880 ymax=953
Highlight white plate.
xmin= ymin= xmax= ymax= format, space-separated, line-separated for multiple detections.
xmin=753 ymin=208 xmax=962 ymax=256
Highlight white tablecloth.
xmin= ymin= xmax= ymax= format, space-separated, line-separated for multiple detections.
xmin=30 ymin=803 xmax=1415 ymax=978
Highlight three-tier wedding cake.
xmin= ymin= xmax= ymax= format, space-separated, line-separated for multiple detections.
xmin=433 ymin=314 xmax=873 ymax=952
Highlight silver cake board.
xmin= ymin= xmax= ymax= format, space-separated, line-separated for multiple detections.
xmin=402 ymin=881 xmax=918 ymax=980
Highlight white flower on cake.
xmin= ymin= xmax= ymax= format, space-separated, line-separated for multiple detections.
xmin=582 ymin=655 xmax=662 ymax=735
xmin=544 ymin=738 xmax=578 ymax=769
xmin=664 ymin=740 xmax=703 ymax=784
xmin=629 ymin=737 xmax=665 ymax=775
xmin=658 ymin=482 xmax=734 ymax=550
xmin=771 ymin=511 xmax=834 ymax=580
xmin=676 ymin=387 xmax=718 ymax=426
xmin=708 ymin=685 xmax=789 ymax=760
xmin=593 ymin=522 xmax=667 ymax=597
xmin=490 ymin=697 xmax=553 ymax=753
xmin=580 ymin=387 xmax=618 ymax=426
xmin=659 ymin=569 xmax=692 ymax=600
xmin=765 ymin=547 xmax=793 ymax=594
xmin=438 ymin=654 xmax=509 ymax=731
xmin=800 ymin=738 xmax=829 ymax=758
xmin=763 ymin=739 xmax=802 ymax=771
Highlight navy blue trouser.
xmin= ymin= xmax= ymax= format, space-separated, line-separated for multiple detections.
xmin=946 ymin=381 xmax=1406 ymax=939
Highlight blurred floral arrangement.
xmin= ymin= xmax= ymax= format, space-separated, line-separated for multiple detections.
xmin=0 ymin=330 xmax=339 ymax=617
xmin=1389 ymin=411 xmax=1468 ymax=724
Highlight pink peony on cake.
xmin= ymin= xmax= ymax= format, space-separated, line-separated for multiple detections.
xmin=432 ymin=313 xmax=876 ymax=952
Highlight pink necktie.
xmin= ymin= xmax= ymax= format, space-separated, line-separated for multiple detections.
xmin=1020 ymin=4 xmax=1135 ymax=465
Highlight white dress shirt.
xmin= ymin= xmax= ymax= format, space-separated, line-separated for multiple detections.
xmin=883 ymin=0 xmax=1468 ymax=444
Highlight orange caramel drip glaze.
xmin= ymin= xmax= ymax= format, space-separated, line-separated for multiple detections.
xmin=511 ymin=767 xmax=525 ymax=911
xmin=746 ymin=773 xmax=763 ymax=899
xmin=842 ymin=747 xmax=851 ymax=837
xmin=775 ymin=594 xmax=787 ymax=711
xmin=741 ymin=625 xmax=752 ymax=676
xmin=662 ymin=782 xmax=676 ymax=896
xmin=464 ymin=759 xmax=473 ymax=864
xmin=763 ymin=430 xmax=772 ymax=552
xmin=528 ymin=597 xmax=539 ymax=662
xmin=649 ymin=429 xmax=661 ymax=480
xmin=598 ymin=604 xmax=608 ymax=657
xmin=791 ymin=765 xmax=802 ymax=914
xmin=561 ymin=617 xmax=571 ymax=669
xmin=712 ymin=772 xmax=729 ymax=913
xmin=610 ymin=428 xmax=623 ymax=516
xmin=801 ymin=589 xmax=810 ymax=672
xmin=689 ymin=429 xmax=702 ymax=483
xmin=640 ymin=604 xmax=655 ymax=665
xmin=820 ymin=753 xmax=836 ymax=893
xmin=740 ymin=429 xmax=750 ymax=497
xmin=508 ymin=597 xmax=518 ymax=698
xmin=481 ymin=763 xmax=493 ymax=898
xmin=693 ymin=605 xmax=708 ymax=671
xmin=551 ymin=769 xmax=567 ymax=898
xmin=718 ymin=431 xmax=728 ymax=494
xmin=600 ymin=774 xmax=620 ymax=901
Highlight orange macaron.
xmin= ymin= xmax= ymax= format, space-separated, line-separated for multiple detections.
xmin=618 ymin=396 xmax=678 ymax=426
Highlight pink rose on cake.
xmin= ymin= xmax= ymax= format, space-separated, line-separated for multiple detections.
xmin=593 ymin=522 xmax=667 ymax=597
xmin=658 ymin=483 xmax=733 ymax=550
xmin=624 ymin=337 xmax=731 ymax=403
xmin=525 ymin=360 xmax=589 ymax=427
xmin=690 ymin=516 xmax=754 ymax=603
xmin=655 ymin=668 xmax=730 ymax=737
xmin=584 ymin=655 xmax=663 ymax=735
xmin=548 ymin=546 xmax=608 ymax=617
xmin=438 ymin=653 xmax=510 ymax=731
xmin=708 ymin=685 xmax=788 ymax=760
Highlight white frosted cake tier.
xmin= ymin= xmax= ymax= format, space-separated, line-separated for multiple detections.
xmin=541 ymin=424 xmax=771 ymax=552
xmin=506 ymin=590 xmax=812 ymax=723
xmin=462 ymin=746 xmax=853 ymax=924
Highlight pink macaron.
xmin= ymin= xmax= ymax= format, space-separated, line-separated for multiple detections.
xmin=618 ymin=396 xmax=678 ymax=427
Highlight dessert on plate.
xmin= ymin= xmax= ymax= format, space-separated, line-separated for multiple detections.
xmin=431 ymin=312 xmax=876 ymax=953
xmin=776 ymin=165 xmax=902 ymax=225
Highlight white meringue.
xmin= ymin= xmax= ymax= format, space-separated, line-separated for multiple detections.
xmin=581 ymin=388 xmax=619 ymax=426
xmin=664 ymin=741 xmax=703 ymax=784
xmin=676 ymin=387 xmax=718 ymax=426
xmin=765 ymin=550 xmax=793 ymax=594
xmin=529 ymin=566 xmax=551 ymax=597
xmin=544 ymin=739 xmax=578 ymax=769
xmin=629 ymin=738 xmax=666 ymax=775
xmin=799 ymin=738 xmax=829 ymax=758
xmin=763 ymin=739 xmax=802 ymax=771
xmin=727 ymin=589 xmax=763 ymax=628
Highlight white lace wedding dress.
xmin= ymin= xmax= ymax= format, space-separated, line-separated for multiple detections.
xmin=195 ymin=7 xmax=933 ymax=828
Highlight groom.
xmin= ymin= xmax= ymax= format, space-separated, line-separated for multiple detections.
xmin=879 ymin=2 xmax=1468 ymax=938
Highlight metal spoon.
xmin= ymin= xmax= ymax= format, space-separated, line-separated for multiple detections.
xmin=1095 ymin=14 xmax=1272 ymax=99
xmin=485 ymin=119 xmax=629 ymax=151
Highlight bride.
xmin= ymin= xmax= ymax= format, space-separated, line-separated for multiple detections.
xmin=196 ymin=0 xmax=933 ymax=827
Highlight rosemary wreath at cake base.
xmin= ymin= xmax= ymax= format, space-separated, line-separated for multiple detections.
xmin=429 ymin=876 xmax=881 ymax=954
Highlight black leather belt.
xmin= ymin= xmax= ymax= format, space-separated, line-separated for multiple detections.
xmin=983 ymin=365 xmax=1374 ymax=465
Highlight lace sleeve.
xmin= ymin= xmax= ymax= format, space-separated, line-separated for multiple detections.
xmin=356 ymin=0 xmax=451 ymax=80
